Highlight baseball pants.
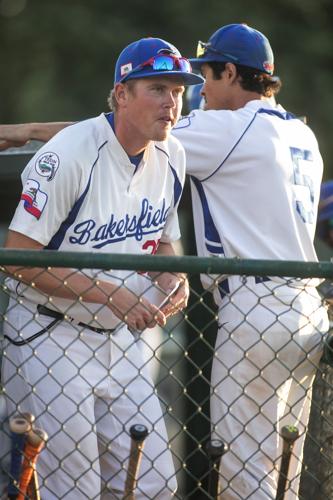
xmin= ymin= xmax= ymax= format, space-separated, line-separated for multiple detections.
xmin=211 ymin=280 xmax=329 ymax=499
xmin=1 ymin=299 xmax=177 ymax=499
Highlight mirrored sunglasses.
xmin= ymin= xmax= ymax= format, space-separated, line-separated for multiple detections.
xmin=121 ymin=54 xmax=192 ymax=81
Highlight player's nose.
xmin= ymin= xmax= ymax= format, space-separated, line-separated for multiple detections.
xmin=163 ymin=91 xmax=176 ymax=108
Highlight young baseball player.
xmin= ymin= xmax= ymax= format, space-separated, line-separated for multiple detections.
xmin=0 ymin=24 xmax=329 ymax=500
xmin=173 ymin=24 xmax=329 ymax=500
xmin=1 ymin=37 xmax=203 ymax=499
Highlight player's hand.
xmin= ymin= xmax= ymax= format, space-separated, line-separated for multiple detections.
xmin=157 ymin=273 xmax=189 ymax=319
xmin=0 ymin=124 xmax=31 ymax=150
xmin=108 ymin=286 xmax=166 ymax=331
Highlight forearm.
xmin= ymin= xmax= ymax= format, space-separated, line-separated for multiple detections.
xmin=0 ymin=122 xmax=74 ymax=150
xmin=149 ymin=241 xmax=186 ymax=284
xmin=28 ymin=122 xmax=74 ymax=142
xmin=4 ymin=263 xmax=165 ymax=329
xmin=4 ymin=264 xmax=114 ymax=304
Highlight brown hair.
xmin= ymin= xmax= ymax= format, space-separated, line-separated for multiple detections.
xmin=107 ymin=80 xmax=138 ymax=111
xmin=208 ymin=61 xmax=282 ymax=98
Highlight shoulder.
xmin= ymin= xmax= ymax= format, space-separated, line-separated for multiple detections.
xmin=43 ymin=114 xmax=110 ymax=160
xmin=22 ymin=115 xmax=111 ymax=183
xmin=173 ymin=107 xmax=254 ymax=134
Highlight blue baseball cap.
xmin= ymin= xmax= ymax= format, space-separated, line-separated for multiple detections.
xmin=186 ymin=83 xmax=205 ymax=111
xmin=190 ymin=23 xmax=274 ymax=75
xmin=114 ymin=37 xmax=204 ymax=86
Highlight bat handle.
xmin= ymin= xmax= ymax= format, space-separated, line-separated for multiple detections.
xmin=123 ymin=424 xmax=149 ymax=500
xmin=205 ymin=439 xmax=225 ymax=499
xmin=8 ymin=415 xmax=31 ymax=498
xmin=27 ymin=469 xmax=41 ymax=500
xmin=275 ymin=425 xmax=299 ymax=500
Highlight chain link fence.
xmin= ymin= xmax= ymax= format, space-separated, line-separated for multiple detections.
xmin=0 ymin=250 xmax=333 ymax=499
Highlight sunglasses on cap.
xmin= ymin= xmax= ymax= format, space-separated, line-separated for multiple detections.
xmin=120 ymin=53 xmax=192 ymax=82
xmin=196 ymin=40 xmax=238 ymax=61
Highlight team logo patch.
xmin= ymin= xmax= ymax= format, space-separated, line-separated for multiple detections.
xmin=263 ymin=61 xmax=274 ymax=73
xmin=21 ymin=179 xmax=48 ymax=219
xmin=35 ymin=152 xmax=60 ymax=181
xmin=120 ymin=63 xmax=133 ymax=76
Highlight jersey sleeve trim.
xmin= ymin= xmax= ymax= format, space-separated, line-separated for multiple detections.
xmin=257 ymin=108 xmax=296 ymax=120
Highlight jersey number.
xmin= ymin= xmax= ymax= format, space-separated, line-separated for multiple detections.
xmin=142 ymin=238 xmax=161 ymax=255
xmin=290 ymin=147 xmax=315 ymax=224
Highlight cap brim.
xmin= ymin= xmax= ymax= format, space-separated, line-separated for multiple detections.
xmin=189 ymin=56 xmax=223 ymax=70
xmin=123 ymin=70 xmax=204 ymax=85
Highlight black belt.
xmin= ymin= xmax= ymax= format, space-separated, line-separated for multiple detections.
xmin=219 ymin=275 xmax=271 ymax=298
xmin=4 ymin=305 xmax=116 ymax=347
xmin=37 ymin=305 xmax=116 ymax=334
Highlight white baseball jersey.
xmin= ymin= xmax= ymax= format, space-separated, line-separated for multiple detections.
xmin=173 ymin=99 xmax=323 ymax=291
xmin=7 ymin=113 xmax=185 ymax=328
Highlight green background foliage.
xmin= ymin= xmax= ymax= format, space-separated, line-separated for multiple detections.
xmin=1 ymin=0 xmax=333 ymax=176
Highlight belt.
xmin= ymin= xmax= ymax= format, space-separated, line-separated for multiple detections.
xmin=219 ymin=275 xmax=271 ymax=298
xmin=37 ymin=305 xmax=116 ymax=334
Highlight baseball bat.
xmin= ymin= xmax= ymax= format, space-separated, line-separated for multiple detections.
xmin=275 ymin=425 xmax=299 ymax=500
xmin=205 ymin=439 xmax=225 ymax=499
xmin=17 ymin=427 xmax=48 ymax=500
xmin=26 ymin=470 xmax=40 ymax=500
xmin=123 ymin=424 xmax=149 ymax=500
xmin=8 ymin=413 xmax=34 ymax=499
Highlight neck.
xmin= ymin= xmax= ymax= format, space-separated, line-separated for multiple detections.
xmin=114 ymin=112 xmax=149 ymax=156
xmin=230 ymin=91 xmax=266 ymax=111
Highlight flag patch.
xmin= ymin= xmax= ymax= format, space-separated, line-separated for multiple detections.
xmin=120 ymin=63 xmax=133 ymax=76
xmin=21 ymin=179 xmax=48 ymax=219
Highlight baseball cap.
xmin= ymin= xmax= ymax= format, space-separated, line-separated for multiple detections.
xmin=114 ymin=37 xmax=204 ymax=86
xmin=190 ymin=23 xmax=274 ymax=75
xmin=186 ymin=83 xmax=205 ymax=111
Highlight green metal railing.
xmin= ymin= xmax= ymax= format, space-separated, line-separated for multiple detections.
xmin=1 ymin=248 xmax=333 ymax=277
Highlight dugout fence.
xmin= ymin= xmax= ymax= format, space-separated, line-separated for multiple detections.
xmin=0 ymin=249 xmax=333 ymax=499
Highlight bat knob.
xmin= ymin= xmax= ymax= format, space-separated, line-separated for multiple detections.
xmin=280 ymin=425 xmax=299 ymax=442
xmin=9 ymin=416 xmax=31 ymax=434
xmin=28 ymin=427 xmax=48 ymax=447
xmin=129 ymin=424 xmax=149 ymax=441
xmin=20 ymin=412 xmax=35 ymax=424
xmin=205 ymin=439 xmax=225 ymax=458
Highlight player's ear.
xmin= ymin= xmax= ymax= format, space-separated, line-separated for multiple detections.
xmin=114 ymin=83 xmax=128 ymax=108
xmin=224 ymin=62 xmax=238 ymax=83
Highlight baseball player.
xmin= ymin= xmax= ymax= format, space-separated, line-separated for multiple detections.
xmin=1 ymin=37 xmax=203 ymax=499
xmin=173 ymin=24 xmax=329 ymax=499
xmin=0 ymin=24 xmax=329 ymax=500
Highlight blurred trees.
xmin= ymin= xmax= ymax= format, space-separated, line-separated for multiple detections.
xmin=1 ymin=0 xmax=332 ymax=176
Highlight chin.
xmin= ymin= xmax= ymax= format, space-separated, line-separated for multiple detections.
xmin=154 ymin=128 xmax=170 ymax=142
